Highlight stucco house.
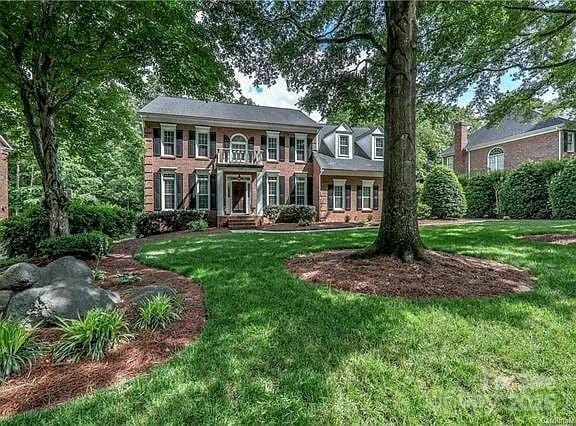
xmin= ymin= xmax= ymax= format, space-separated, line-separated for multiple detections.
xmin=140 ymin=96 xmax=385 ymax=227
xmin=0 ymin=135 xmax=12 ymax=220
xmin=442 ymin=115 xmax=575 ymax=175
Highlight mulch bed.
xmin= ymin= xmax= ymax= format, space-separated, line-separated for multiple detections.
xmin=257 ymin=219 xmax=481 ymax=232
xmin=522 ymin=233 xmax=576 ymax=245
xmin=286 ymin=249 xmax=536 ymax=298
xmin=0 ymin=233 xmax=206 ymax=418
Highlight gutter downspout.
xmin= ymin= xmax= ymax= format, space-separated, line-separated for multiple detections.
xmin=557 ymin=126 xmax=562 ymax=160
xmin=318 ymin=167 xmax=323 ymax=222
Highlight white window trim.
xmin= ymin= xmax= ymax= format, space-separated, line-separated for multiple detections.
xmin=336 ymin=134 xmax=352 ymax=159
xmin=161 ymin=170 xmax=176 ymax=211
xmin=487 ymin=147 xmax=505 ymax=172
xmin=333 ymin=178 xmax=346 ymax=211
xmin=195 ymin=126 xmax=210 ymax=159
xmin=361 ymin=180 xmax=374 ymax=211
xmin=295 ymin=133 xmax=307 ymax=163
xmin=266 ymin=131 xmax=280 ymax=162
xmin=445 ymin=156 xmax=454 ymax=169
xmin=294 ymin=172 xmax=307 ymax=206
xmin=266 ymin=173 xmax=280 ymax=206
xmin=372 ymin=136 xmax=385 ymax=160
xmin=566 ymin=131 xmax=575 ymax=153
xmin=160 ymin=123 xmax=176 ymax=158
xmin=195 ymin=170 xmax=210 ymax=210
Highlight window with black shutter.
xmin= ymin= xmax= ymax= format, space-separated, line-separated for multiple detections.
xmin=279 ymin=136 xmax=285 ymax=161
xmin=356 ymin=186 xmax=362 ymax=211
xmin=188 ymin=130 xmax=196 ymax=158
xmin=328 ymin=185 xmax=334 ymax=210
xmin=153 ymin=128 xmax=161 ymax=157
xmin=345 ymin=185 xmax=351 ymax=210
xmin=210 ymin=132 xmax=217 ymax=158
xmin=153 ymin=172 xmax=161 ymax=210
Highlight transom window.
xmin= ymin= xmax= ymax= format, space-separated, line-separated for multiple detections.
xmin=564 ymin=131 xmax=575 ymax=153
xmin=161 ymin=124 xmax=176 ymax=156
xmin=295 ymin=175 xmax=306 ymax=205
xmin=267 ymin=175 xmax=278 ymax=205
xmin=267 ymin=132 xmax=279 ymax=161
xmin=338 ymin=135 xmax=350 ymax=158
xmin=197 ymin=173 xmax=209 ymax=210
xmin=196 ymin=129 xmax=209 ymax=158
xmin=162 ymin=172 xmax=175 ymax=210
xmin=374 ymin=137 xmax=384 ymax=159
xmin=362 ymin=180 xmax=374 ymax=210
xmin=333 ymin=179 xmax=345 ymax=210
xmin=295 ymin=134 xmax=307 ymax=162
xmin=487 ymin=147 xmax=504 ymax=171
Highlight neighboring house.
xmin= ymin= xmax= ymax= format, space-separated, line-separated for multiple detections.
xmin=0 ymin=135 xmax=12 ymax=220
xmin=441 ymin=115 xmax=575 ymax=175
xmin=140 ymin=96 xmax=385 ymax=227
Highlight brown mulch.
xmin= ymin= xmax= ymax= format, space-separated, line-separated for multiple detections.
xmin=523 ymin=233 xmax=576 ymax=245
xmin=258 ymin=219 xmax=483 ymax=232
xmin=286 ymin=249 xmax=536 ymax=298
xmin=0 ymin=232 xmax=206 ymax=418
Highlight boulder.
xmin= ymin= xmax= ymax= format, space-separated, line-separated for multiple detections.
xmin=0 ymin=263 xmax=48 ymax=291
xmin=0 ymin=290 xmax=13 ymax=312
xmin=45 ymin=256 xmax=93 ymax=285
xmin=132 ymin=285 xmax=176 ymax=307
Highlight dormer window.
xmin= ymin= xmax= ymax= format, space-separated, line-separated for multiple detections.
xmin=337 ymin=134 xmax=351 ymax=158
xmin=373 ymin=136 xmax=384 ymax=160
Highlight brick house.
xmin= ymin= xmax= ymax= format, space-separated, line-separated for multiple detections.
xmin=0 ymin=135 xmax=12 ymax=220
xmin=140 ymin=97 xmax=385 ymax=227
xmin=441 ymin=115 xmax=575 ymax=175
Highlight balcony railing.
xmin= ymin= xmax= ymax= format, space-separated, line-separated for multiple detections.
xmin=217 ymin=148 xmax=263 ymax=165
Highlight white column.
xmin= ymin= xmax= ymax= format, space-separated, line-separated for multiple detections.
xmin=217 ymin=169 xmax=224 ymax=216
xmin=256 ymin=171 xmax=263 ymax=215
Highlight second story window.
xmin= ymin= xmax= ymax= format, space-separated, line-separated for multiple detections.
xmin=338 ymin=135 xmax=350 ymax=158
xmin=196 ymin=128 xmax=209 ymax=158
xmin=295 ymin=133 xmax=307 ymax=162
xmin=374 ymin=137 xmax=384 ymax=159
xmin=161 ymin=124 xmax=176 ymax=156
xmin=564 ymin=131 xmax=575 ymax=153
xmin=267 ymin=132 xmax=279 ymax=161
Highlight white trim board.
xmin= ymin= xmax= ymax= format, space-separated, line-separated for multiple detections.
xmin=466 ymin=125 xmax=562 ymax=151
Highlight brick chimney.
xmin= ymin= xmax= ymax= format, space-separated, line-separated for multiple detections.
xmin=453 ymin=121 xmax=469 ymax=175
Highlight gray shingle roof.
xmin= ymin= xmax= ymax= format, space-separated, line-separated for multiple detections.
xmin=140 ymin=96 xmax=321 ymax=128
xmin=440 ymin=145 xmax=454 ymax=157
xmin=314 ymin=152 xmax=384 ymax=173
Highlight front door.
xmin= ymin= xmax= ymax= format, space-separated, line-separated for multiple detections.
xmin=232 ymin=181 xmax=246 ymax=213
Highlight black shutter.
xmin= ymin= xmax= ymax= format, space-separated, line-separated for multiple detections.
xmin=289 ymin=137 xmax=295 ymax=162
xmin=307 ymin=136 xmax=313 ymax=162
xmin=289 ymin=175 xmax=295 ymax=204
xmin=328 ymin=185 xmax=334 ymax=210
xmin=279 ymin=175 xmax=286 ymax=205
xmin=223 ymin=135 xmax=230 ymax=149
xmin=307 ymin=176 xmax=313 ymax=206
xmin=210 ymin=173 xmax=216 ymax=210
xmin=188 ymin=173 xmax=197 ymax=209
xmin=188 ymin=130 xmax=196 ymax=158
xmin=356 ymin=185 xmax=362 ymax=210
xmin=261 ymin=135 xmax=267 ymax=161
xmin=153 ymin=172 xmax=161 ymax=211
xmin=279 ymin=136 xmax=285 ymax=162
xmin=345 ymin=185 xmax=351 ymax=211
xmin=563 ymin=132 xmax=569 ymax=152
xmin=176 ymin=130 xmax=183 ymax=157
xmin=373 ymin=185 xmax=379 ymax=210
xmin=262 ymin=175 xmax=268 ymax=207
xmin=176 ymin=173 xmax=183 ymax=209
xmin=248 ymin=136 xmax=254 ymax=152
xmin=153 ymin=128 xmax=161 ymax=157
xmin=210 ymin=132 xmax=217 ymax=158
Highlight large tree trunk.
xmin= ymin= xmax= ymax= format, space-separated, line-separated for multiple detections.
xmin=372 ymin=0 xmax=424 ymax=262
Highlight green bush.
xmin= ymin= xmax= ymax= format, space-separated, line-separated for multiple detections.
xmin=417 ymin=202 xmax=432 ymax=219
xmin=68 ymin=200 xmax=135 ymax=237
xmin=0 ymin=320 xmax=42 ymax=381
xmin=39 ymin=231 xmax=112 ymax=261
xmin=263 ymin=205 xmax=282 ymax=223
xmin=136 ymin=210 xmax=207 ymax=237
xmin=549 ymin=160 xmax=576 ymax=219
xmin=263 ymin=205 xmax=315 ymax=224
xmin=136 ymin=295 xmax=182 ymax=331
xmin=538 ymin=158 xmax=569 ymax=182
xmin=53 ymin=308 xmax=131 ymax=362
xmin=0 ymin=205 xmax=49 ymax=257
xmin=421 ymin=166 xmax=467 ymax=219
xmin=463 ymin=172 xmax=506 ymax=218
xmin=500 ymin=162 xmax=551 ymax=219
xmin=188 ymin=219 xmax=208 ymax=232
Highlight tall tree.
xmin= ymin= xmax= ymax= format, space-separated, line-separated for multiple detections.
xmin=0 ymin=1 xmax=235 ymax=235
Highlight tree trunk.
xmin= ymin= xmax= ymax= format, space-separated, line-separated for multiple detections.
xmin=372 ymin=0 xmax=424 ymax=262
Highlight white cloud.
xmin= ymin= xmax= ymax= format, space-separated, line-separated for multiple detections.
xmin=234 ymin=70 xmax=323 ymax=122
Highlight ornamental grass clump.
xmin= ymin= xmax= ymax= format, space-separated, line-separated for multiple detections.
xmin=136 ymin=295 xmax=182 ymax=331
xmin=53 ymin=308 xmax=131 ymax=362
xmin=0 ymin=319 xmax=42 ymax=381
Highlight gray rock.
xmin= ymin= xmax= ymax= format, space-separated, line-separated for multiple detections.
xmin=132 ymin=285 xmax=176 ymax=307
xmin=6 ymin=280 xmax=118 ymax=326
xmin=0 ymin=263 xmax=47 ymax=291
xmin=0 ymin=290 xmax=13 ymax=312
xmin=45 ymin=256 xmax=92 ymax=285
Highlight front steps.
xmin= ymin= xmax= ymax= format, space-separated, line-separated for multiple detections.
xmin=227 ymin=215 xmax=258 ymax=230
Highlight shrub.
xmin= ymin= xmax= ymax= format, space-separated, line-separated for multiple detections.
xmin=464 ymin=172 xmax=506 ymax=218
xmin=263 ymin=205 xmax=282 ymax=223
xmin=39 ymin=231 xmax=112 ymax=261
xmin=417 ymin=202 xmax=432 ymax=219
xmin=0 ymin=320 xmax=42 ymax=381
xmin=68 ymin=200 xmax=135 ymax=237
xmin=421 ymin=166 xmax=466 ymax=219
xmin=188 ymin=219 xmax=208 ymax=232
xmin=549 ymin=160 xmax=576 ymax=219
xmin=136 ymin=210 xmax=207 ymax=237
xmin=297 ymin=218 xmax=311 ymax=227
xmin=538 ymin=158 xmax=569 ymax=182
xmin=500 ymin=162 xmax=551 ymax=219
xmin=116 ymin=272 xmax=143 ymax=285
xmin=53 ymin=308 xmax=131 ymax=362
xmin=0 ymin=205 xmax=49 ymax=257
xmin=277 ymin=205 xmax=316 ymax=223
xmin=136 ymin=295 xmax=182 ymax=331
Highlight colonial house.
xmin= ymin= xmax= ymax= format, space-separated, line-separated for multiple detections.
xmin=442 ymin=115 xmax=575 ymax=175
xmin=0 ymin=135 xmax=12 ymax=220
xmin=140 ymin=96 xmax=385 ymax=227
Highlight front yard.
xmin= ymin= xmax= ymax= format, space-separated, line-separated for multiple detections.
xmin=9 ymin=220 xmax=576 ymax=424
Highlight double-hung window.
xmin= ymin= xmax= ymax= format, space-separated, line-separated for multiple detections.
xmin=295 ymin=133 xmax=307 ymax=162
xmin=445 ymin=156 xmax=454 ymax=169
xmin=564 ymin=131 xmax=575 ymax=153
xmin=295 ymin=174 xmax=307 ymax=205
xmin=196 ymin=127 xmax=209 ymax=158
xmin=333 ymin=179 xmax=345 ymax=210
xmin=338 ymin=135 xmax=350 ymax=158
xmin=362 ymin=180 xmax=374 ymax=210
xmin=374 ymin=137 xmax=384 ymax=159
xmin=267 ymin=132 xmax=279 ymax=161
xmin=197 ymin=173 xmax=210 ymax=210
xmin=267 ymin=175 xmax=278 ymax=205
xmin=161 ymin=124 xmax=176 ymax=157
xmin=162 ymin=172 xmax=175 ymax=210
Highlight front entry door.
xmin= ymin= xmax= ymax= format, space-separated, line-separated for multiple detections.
xmin=232 ymin=181 xmax=246 ymax=213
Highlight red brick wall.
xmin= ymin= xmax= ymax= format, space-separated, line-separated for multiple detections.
xmin=453 ymin=122 xmax=469 ymax=175
xmin=0 ymin=153 xmax=8 ymax=220
xmin=469 ymin=130 xmax=561 ymax=172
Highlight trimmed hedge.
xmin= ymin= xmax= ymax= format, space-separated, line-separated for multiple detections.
xmin=263 ymin=205 xmax=316 ymax=224
xmin=549 ymin=159 xmax=576 ymax=219
xmin=68 ymin=200 xmax=135 ymax=237
xmin=39 ymin=231 xmax=112 ymax=260
xmin=462 ymin=172 xmax=505 ymax=218
xmin=136 ymin=210 xmax=207 ymax=237
xmin=421 ymin=166 xmax=466 ymax=219
xmin=500 ymin=162 xmax=551 ymax=219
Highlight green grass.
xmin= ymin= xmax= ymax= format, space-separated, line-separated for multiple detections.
xmin=7 ymin=220 xmax=576 ymax=424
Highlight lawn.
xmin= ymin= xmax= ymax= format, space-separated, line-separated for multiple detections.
xmin=7 ymin=220 xmax=576 ymax=424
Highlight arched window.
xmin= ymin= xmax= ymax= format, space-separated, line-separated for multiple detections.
xmin=230 ymin=133 xmax=248 ymax=162
xmin=487 ymin=147 xmax=504 ymax=171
